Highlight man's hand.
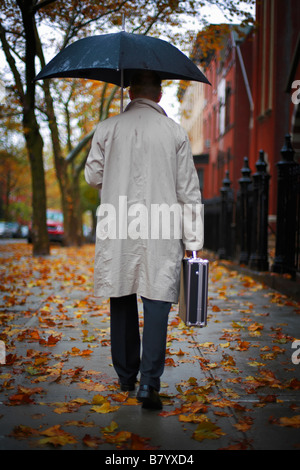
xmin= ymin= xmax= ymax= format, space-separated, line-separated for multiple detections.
xmin=185 ymin=250 xmax=202 ymax=258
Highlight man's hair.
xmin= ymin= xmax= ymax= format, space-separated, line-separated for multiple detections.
xmin=129 ymin=70 xmax=162 ymax=100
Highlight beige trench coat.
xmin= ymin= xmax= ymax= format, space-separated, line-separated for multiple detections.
xmin=85 ymin=98 xmax=203 ymax=303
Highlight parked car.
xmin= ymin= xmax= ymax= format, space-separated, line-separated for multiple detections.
xmin=7 ymin=222 xmax=21 ymax=238
xmin=0 ymin=221 xmax=26 ymax=238
xmin=0 ymin=221 xmax=13 ymax=238
xmin=46 ymin=209 xmax=64 ymax=243
xmin=28 ymin=209 xmax=65 ymax=244
xmin=19 ymin=225 xmax=29 ymax=238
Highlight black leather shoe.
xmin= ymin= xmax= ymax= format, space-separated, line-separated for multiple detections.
xmin=119 ymin=381 xmax=135 ymax=392
xmin=137 ymin=384 xmax=162 ymax=410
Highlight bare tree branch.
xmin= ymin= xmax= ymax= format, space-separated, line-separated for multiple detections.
xmin=66 ymin=128 xmax=95 ymax=163
xmin=0 ymin=22 xmax=25 ymax=102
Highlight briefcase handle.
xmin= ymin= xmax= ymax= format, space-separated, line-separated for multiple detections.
xmin=191 ymin=251 xmax=208 ymax=265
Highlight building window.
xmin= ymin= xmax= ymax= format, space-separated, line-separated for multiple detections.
xmin=225 ymin=84 xmax=231 ymax=129
xmin=218 ymin=78 xmax=226 ymax=135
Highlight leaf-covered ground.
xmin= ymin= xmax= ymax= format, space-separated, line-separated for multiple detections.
xmin=0 ymin=242 xmax=299 ymax=450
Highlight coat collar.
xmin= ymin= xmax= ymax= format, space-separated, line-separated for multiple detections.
xmin=124 ymin=98 xmax=168 ymax=117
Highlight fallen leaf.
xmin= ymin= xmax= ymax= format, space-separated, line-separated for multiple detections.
xmin=192 ymin=420 xmax=225 ymax=442
xmin=235 ymin=341 xmax=251 ymax=351
xmin=90 ymin=402 xmax=120 ymax=414
xmin=179 ymin=413 xmax=209 ymax=423
xmin=234 ymin=416 xmax=253 ymax=432
xmin=9 ymin=425 xmax=40 ymax=438
xmin=102 ymin=421 xmax=118 ymax=434
xmin=219 ymin=440 xmax=251 ymax=450
xmin=212 ymin=305 xmax=221 ymax=312
xmin=82 ymin=434 xmax=103 ymax=448
xmin=165 ymin=357 xmax=177 ymax=367
xmin=103 ymin=430 xmax=131 ymax=445
xmin=65 ymin=420 xmax=95 ymax=427
xmin=278 ymin=416 xmax=300 ymax=428
xmin=91 ymin=394 xmax=107 ymax=405
xmin=77 ymin=382 xmax=107 ymax=392
xmin=130 ymin=433 xmax=159 ymax=450
xmin=38 ymin=425 xmax=77 ymax=447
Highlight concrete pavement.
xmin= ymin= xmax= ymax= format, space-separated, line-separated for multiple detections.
xmin=0 ymin=241 xmax=299 ymax=452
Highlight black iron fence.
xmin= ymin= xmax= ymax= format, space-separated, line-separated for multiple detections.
xmin=203 ymin=135 xmax=300 ymax=279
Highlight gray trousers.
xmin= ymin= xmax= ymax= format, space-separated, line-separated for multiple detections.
xmin=110 ymin=294 xmax=171 ymax=391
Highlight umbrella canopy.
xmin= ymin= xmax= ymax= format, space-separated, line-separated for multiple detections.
xmin=35 ymin=31 xmax=210 ymax=87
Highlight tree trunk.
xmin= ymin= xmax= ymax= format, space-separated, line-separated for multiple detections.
xmin=71 ymin=171 xmax=84 ymax=246
xmin=18 ymin=0 xmax=49 ymax=256
xmin=24 ymin=111 xmax=49 ymax=255
xmin=40 ymin=77 xmax=84 ymax=246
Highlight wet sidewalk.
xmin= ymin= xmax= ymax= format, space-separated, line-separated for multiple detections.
xmin=0 ymin=242 xmax=299 ymax=452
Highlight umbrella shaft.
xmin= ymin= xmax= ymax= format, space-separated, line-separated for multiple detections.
xmin=120 ymin=68 xmax=124 ymax=113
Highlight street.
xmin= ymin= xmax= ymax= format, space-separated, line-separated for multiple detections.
xmin=0 ymin=241 xmax=299 ymax=451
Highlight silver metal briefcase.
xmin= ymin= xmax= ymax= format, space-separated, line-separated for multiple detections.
xmin=179 ymin=251 xmax=209 ymax=327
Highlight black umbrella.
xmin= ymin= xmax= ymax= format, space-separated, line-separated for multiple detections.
xmin=35 ymin=31 xmax=210 ymax=110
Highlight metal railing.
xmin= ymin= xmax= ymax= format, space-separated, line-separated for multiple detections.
xmin=203 ymin=135 xmax=300 ymax=278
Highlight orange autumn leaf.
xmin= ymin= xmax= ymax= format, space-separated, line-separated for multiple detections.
xmin=90 ymin=402 xmax=120 ymax=414
xmin=166 ymin=348 xmax=185 ymax=356
xmin=102 ymin=421 xmax=119 ymax=434
xmin=9 ymin=393 xmax=35 ymax=405
xmin=248 ymin=322 xmax=264 ymax=332
xmin=278 ymin=416 xmax=300 ymax=428
xmin=38 ymin=425 xmax=77 ymax=447
xmin=220 ymin=440 xmax=250 ymax=450
xmin=70 ymin=347 xmax=93 ymax=356
xmin=18 ymin=385 xmax=44 ymax=395
xmin=10 ymin=425 xmax=40 ymax=438
xmin=91 ymin=394 xmax=107 ymax=405
xmin=130 ymin=433 xmax=159 ymax=450
xmin=17 ymin=329 xmax=41 ymax=342
xmin=179 ymin=413 xmax=209 ymax=423
xmin=165 ymin=357 xmax=177 ymax=367
xmin=64 ymin=420 xmax=94 ymax=427
xmin=234 ymin=416 xmax=253 ymax=432
xmin=30 ymin=330 xmax=41 ymax=340
xmin=287 ymin=379 xmax=300 ymax=390
xmin=83 ymin=434 xmax=103 ymax=448
xmin=213 ymin=410 xmax=232 ymax=417
xmin=259 ymin=395 xmax=277 ymax=403
xmin=78 ymin=382 xmax=107 ymax=392
xmin=235 ymin=341 xmax=250 ymax=351
xmin=109 ymin=392 xmax=130 ymax=403
xmin=34 ymin=356 xmax=49 ymax=366
xmin=103 ymin=430 xmax=132 ymax=445
xmin=192 ymin=420 xmax=225 ymax=442
xmin=101 ymin=429 xmax=158 ymax=450
xmin=9 ymin=385 xmax=44 ymax=405
xmin=39 ymin=334 xmax=61 ymax=346
xmin=52 ymin=400 xmax=83 ymax=414
xmin=159 ymin=407 xmax=184 ymax=417
xmin=212 ymin=305 xmax=221 ymax=312
xmin=122 ymin=397 xmax=139 ymax=406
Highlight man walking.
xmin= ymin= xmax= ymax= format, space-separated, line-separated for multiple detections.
xmin=85 ymin=70 xmax=203 ymax=410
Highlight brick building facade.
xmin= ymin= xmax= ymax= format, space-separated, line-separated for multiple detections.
xmin=180 ymin=0 xmax=300 ymax=222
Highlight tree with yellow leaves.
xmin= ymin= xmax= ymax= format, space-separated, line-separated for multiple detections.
xmin=0 ymin=0 xmax=254 ymax=252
